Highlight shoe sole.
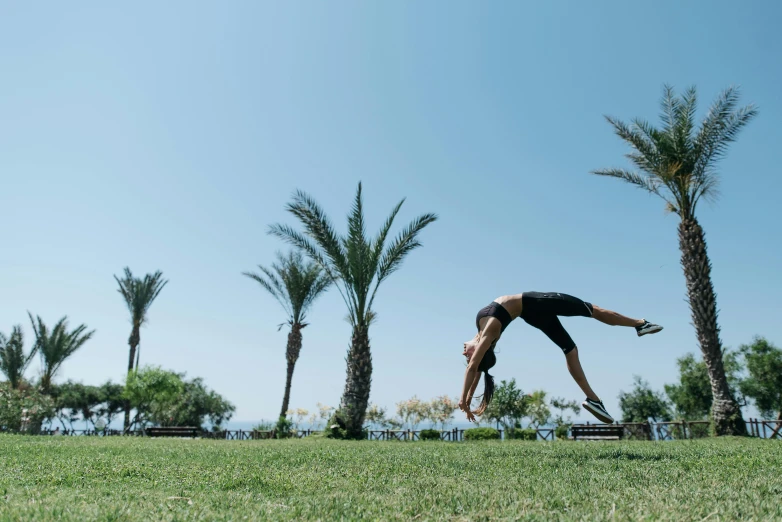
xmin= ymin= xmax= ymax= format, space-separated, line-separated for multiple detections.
xmin=582 ymin=401 xmax=614 ymax=424
xmin=637 ymin=325 xmax=663 ymax=337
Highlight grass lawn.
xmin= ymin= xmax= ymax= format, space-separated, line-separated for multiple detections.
xmin=1 ymin=435 xmax=780 ymax=521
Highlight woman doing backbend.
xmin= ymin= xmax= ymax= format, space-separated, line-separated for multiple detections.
xmin=458 ymin=292 xmax=662 ymax=423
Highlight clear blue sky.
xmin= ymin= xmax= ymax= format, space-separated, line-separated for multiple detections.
xmin=1 ymin=1 xmax=780 ymax=425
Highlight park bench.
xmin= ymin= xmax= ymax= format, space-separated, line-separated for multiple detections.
xmin=145 ymin=426 xmax=200 ymax=438
xmin=570 ymin=424 xmax=624 ymax=441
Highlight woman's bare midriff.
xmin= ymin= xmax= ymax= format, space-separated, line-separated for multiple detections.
xmin=493 ymin=293 xmax=524 ymax=320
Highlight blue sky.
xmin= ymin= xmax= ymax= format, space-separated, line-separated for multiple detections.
xmin=1 ymin=1 xmax=780 ymax=425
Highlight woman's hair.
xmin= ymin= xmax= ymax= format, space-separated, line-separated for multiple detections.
xmin=472 ymin=347 xmax=496 ymax=415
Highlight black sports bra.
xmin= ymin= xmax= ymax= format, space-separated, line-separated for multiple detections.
xmin=475 ymin=301 xmax=513 ymax=333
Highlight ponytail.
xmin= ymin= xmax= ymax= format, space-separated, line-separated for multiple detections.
xmin=472 ymin=347 xmax=497 ymax=415
xmin=473 ymin=371 xmax=495 ymax=415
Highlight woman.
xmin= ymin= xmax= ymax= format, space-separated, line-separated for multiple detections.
xmin=458 ymin=292 xmax=662 ymax=423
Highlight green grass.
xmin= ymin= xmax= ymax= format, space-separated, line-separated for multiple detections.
xmin=1 ymin=435 xmax=780 ymax=521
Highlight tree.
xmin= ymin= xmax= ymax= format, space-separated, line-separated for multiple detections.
xmin=550 ymin=397 xmax=581 ymax=427
xmin=429 ymin=395 xmax=458 ymax=430
xmin=270 ymin=182 xmax=437 ymax=438
xmin=739 ymin=337 xmax=782 ymax=427
xmin=243 ymin=251 xmax=330 ymax=418
xmin=49 ymin=381 xmax=104 ymax=430
xmin=525 ymin=390 xmax=551 ymax=428
xmin=95 ymin=381 xmax=126 ymax=428
xmin=665 ymin=351 xmax=744 ymax=420
xmin=0 ymin=325 xmax=37 ymax=389
xmin=114 ymin=267 xmax=168 ymax=431
xmin=396 ymin=396 xmax=428 ymax=431
xmin=123 ymin=366 xmax=184 ymax=430
xmin=480 ymin=378 xmax=528 ymax=430
xmin=150 ymin=376 xmax=235 ymax=430
xmin=592 ymin=85 xmax=757 ymax=435
xmin=364 ymin=403 xmax=389 ymax=428
xmin=28 ymin=314 xmax=94 ymax=393
xmin=618 ymin=375 xmax=672 ymax=423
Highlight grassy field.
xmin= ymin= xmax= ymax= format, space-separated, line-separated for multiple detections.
xmin=1 ymin=435 xmax=780 ymax=521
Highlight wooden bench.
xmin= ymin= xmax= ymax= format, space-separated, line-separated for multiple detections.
xmin=571 ymin=424 xmax=624 ymax=441
xmin=145 ymin=426 xmax=200 ymax=438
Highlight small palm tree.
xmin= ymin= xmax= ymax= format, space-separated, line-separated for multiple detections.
xmin=0 ymin=325 xmax=37 ymax=389
xmin=270 ymin=182 xmax=437 ymax=438
xmin=28 ymin=313 xmax=95 ymax=393
xmin=243 ymin=251 xmax=331 ymax=418
xmin=592 ymin=85 xmax=757 ymax=435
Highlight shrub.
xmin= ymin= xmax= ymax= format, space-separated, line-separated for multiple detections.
xmin=463 ymin=427 xmax=500 ymax=441
xmin=0 ymin=383 xmax=54 ymax=434
xmin=507 ymin=427 xmax=537 ymax=441
xmin=252 ymin=420 xmax=275 ymax=432
xmin=419 ymin=429 xmax=441 ymax=441
xmin=275 ymin=415 xmax=295 ymax=439
xmin=555 ymin=424 xmax=570 ymax=440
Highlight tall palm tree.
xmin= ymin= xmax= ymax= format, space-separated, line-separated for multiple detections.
xmin=270 ymin=182 xmax=437 ymax=438
xmin=115 ymin=268 xmax=169 ymax=373
xmin=114 ymin=267 xmax=168 ymax=431
xmin=243 ymin=251 xmax=331 ymax=418
xmin=28 ymin=313 xmax=95 ymax=393
xmin=0 ymin=325 xmax=37 ymax=389
xmin=592 ymin=85 xmax=757 ymax=435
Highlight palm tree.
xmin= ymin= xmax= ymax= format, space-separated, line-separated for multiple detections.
xmin=114 ymin=267 xmax=168 ymax=431
xmin=243 ymin=251 xmax=331 ymax=418
xmin=592 ymin=85 xmax=757 ymax=435
xmin=0 ymin=325 xmax=37 ymax=389
xmin=270 ymin=182 xmax=437 ymax=438
xmin=28 ymin=314 xmax=95 ymax=393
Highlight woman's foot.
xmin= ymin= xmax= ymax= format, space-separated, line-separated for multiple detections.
xmin=636 ymin=320 xmax=663 ymax=337
xmin=582 ymin=397 xmax=614 ymax=423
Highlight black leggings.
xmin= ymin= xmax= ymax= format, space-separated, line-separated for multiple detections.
xmin=520 ymin=292 xmax=593 ymax=355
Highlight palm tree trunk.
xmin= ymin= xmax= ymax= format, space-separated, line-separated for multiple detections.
xmin=123 ymin=325 xmax=140 ymax=432
xmin=678 ymin=218 xmax=746 ymax=436
xmin=336 ymin=325 xmax=372 ymax=439
xmin=40 ymin=372 xmax=52 ymax=394
xmin=279 ymin=323 xmax=303 ymax=418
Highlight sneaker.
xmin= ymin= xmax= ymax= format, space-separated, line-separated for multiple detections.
xmin=636 ymin=320 xmax=663 ymax=337
xmin=582 ymin=398 xmax=614 ymax=424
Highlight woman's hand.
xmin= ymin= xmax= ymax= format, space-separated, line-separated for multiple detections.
xmin=459 ymin=397 xmax=476 ymax=422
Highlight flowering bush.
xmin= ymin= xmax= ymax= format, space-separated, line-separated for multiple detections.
xmin=0 ymin=382 xmax=55 ymax=434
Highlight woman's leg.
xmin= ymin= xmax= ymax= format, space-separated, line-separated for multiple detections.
xmin=565 ymin=348 xmax=599 ymax=401
xmin=521 ymin=312 xmax=602 ymax=402
xmin=591 ymin=305 xmax=644 ymax=327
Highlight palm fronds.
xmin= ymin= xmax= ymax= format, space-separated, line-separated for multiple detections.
xmin=28 ymin=313 xmax=95 ymax=391
xmin=270 ymin=182 xmax=437 ymax=328
xmin=592 ymin=85 xmax=757 ymax=220
xmin=114 ymin=268 xmax=168 ymax=328
xmin=243 ymin=250 xmax=331 ymax=325
xmin=0 ymin=326 xmax=37 ymax=389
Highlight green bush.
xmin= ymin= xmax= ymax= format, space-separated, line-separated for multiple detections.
xmin=0 ymin=383 xmax=54 ymax=434
xmin=555 ymin=424 xmax=570 ymax=440
xmin=275 ymin=415 xmax=294 ymax=439
xmin=506 ymin=428 xmax=537 ymax=441
xmin=419 ymin=429 xmax=441 ymax=441
xmin=463 ymin=427 xmax=500 ymax=441
xmin=252 ymin=420 xmax=275 ymax=432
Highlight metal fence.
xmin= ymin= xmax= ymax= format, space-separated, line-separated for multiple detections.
xmin=18 ymin=419 xmax=781 ymax=441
